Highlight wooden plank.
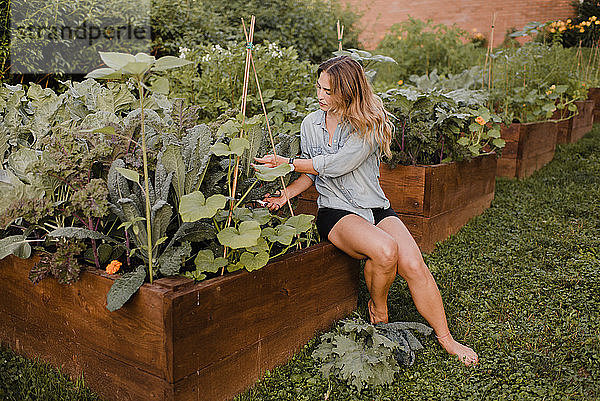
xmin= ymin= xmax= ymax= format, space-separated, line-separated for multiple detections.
xmin=422 ymin=192 xmax=495 ymax=253
xmin=519 ymin=122 xmax=556 ymax=159
xmin=379 ymin=163 xmax=426 ymax=215
xmin=0 ymin=256 xmax=170 ymax=379
xmin=498 ymin=122 xmax=556 ymax=178
xmin=173 ymin=297 xmax=356 ymax=401
xmin=170 ymin=243 xmax=359 ymax=381
xmin=516 ymin=148 xmax=555 ymax=179
xmin=425 ymin=154 xmax=496 ymax=217
xmin=1 ymin=313 xmax=174 ymax=401
xmin=496 ymin=157 xmax=517 ymax=178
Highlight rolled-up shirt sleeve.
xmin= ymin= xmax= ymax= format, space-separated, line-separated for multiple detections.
xmin=300 ymin=120 xmax=316 ymax=182
xmin=312 ymin=134 xmax=375 ymax=178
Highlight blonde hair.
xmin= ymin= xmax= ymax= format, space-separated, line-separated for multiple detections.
xmin=317 ymin=56 xmax=393 ymax=158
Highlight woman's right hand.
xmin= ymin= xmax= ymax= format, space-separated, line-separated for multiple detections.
xmin=263 ymin=191 xmax=288 ymax=211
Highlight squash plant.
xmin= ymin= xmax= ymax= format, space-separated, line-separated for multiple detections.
xmin=0 ymin=51 xmax=316 ymax=311
xmin=380 ymin=87 xmax=505 ymax=167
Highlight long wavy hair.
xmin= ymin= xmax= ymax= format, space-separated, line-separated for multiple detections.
xmin=317 ymin=55 xmax=393 ymax=158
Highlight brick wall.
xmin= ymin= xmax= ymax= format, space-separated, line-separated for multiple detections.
xmin=340 ymin=0 xmax=575 ymax=48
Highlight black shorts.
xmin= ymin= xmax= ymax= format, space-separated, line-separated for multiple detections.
xmin=316 ymin=206 xmax=399 ymax=240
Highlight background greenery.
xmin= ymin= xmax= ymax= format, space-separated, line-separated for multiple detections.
xmin=2 ymin=123 xmax=599 ymax=400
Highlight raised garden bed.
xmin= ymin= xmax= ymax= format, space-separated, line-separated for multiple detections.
xmin=0 ymin=242 xmax=359 ymax=401
xmin=296 ymin=154 xmax=497 ymax=253
xmin=554 ymin=100 xmax=594 ymax=144
xmin=378 ymin=153 xmax=497 ymax=253
xmin=587 ymin=87 xmax=600 ymax=123
xmin=497 ymin=121 xmax=558 ymax=179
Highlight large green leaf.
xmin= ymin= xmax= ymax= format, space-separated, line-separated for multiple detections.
xmin=161 ymin=145 xmax=185 ymax=201
xmin=217 ymin=220 xmax=261 ymax=249
xmin=251 ymin=208 xmax=272 ymax=225
xmin=194 ymin=249 xmax=228 ymax=274
xmin=239 ymin=250 xmax=269 ymax=271
xmin=216 ymin=119 xmax=242 ymax=138
xmin=158 ymin=242 xmax=191 ymax=276
xmin=115 ymin=167 xmax=140 ymax=183
xmin=99 ymin=52 xmax=136 ymax=70
xmin=106 ymin=265 xmax=146 ymax=312
xmin=85 ymin=67 xmax=124 ymax=80
xmin=262 ymin=225 xmax=296 ymax=246
xmin=285 ymin=214 xmax=315 ymax=234
xmin=152 ymin=56 xmax=193 ymax=71
xmin=211 ymin=138 xmax=250 ymax=157
xmin=0 ymin=235 xmax=32 ymax=259
xmin=254 ymin=163 xmax=292 ymax=182
xmin=179 ymin=192 xmax=227 ymax=222
xmin=48 ymin=227 xmax=117 ymax=243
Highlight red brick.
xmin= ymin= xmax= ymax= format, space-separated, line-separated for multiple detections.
xmin=340 ymin=0 xmax=574 ymax=48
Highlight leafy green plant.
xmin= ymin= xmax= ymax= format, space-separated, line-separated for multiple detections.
xmin=151 ymin=0 xmax=361 ymax=65
xmin=312 ymin=315 xmax=432 ymax=391
xmin=84 ymin=51 xmax=193 ymax=283
xmin=381 ymin=87 xmax=505 ymax=166
xmin=375 ymin=17 xmax=486 ymax=89
xmin=489 ymin=43 xmax=588 ymax=123
xmin=166 ymin=41 xmax=316 ymax=122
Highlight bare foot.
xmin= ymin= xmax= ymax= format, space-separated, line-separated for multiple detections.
xmin=436 ymin=333 xmax=478 ymax=366
xmin=367 ymin=298 xmax=389 ymax=324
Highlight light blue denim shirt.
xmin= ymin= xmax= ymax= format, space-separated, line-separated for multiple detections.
xmin=300 ymin=109 xmax=390 ymax=223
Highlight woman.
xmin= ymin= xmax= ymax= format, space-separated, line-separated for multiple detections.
xmin=253 ymin=55 xmax=478 ymax=366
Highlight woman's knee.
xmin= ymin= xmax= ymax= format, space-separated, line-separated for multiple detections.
xmin=398 ymin=255 xmax=430 ymax=282
xmin=370 ymin=238 xmax=398 ymax=271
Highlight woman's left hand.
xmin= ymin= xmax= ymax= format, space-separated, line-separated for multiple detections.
xmin=253 ymin=154 xmax=286 ymax=168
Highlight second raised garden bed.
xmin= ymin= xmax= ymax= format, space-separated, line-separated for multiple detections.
xmin=554 ymin=100 xmax=594 ymax=144
xmin=497 ymin=121 xmax=558 ymax=179
xmin=0 ymin=242 xmax=359 ymax=401
xmin=296 ymin=153 xmax=497 ymax=253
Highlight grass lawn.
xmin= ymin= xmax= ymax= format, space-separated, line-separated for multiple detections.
xmin=2 ymin=125 xmax=600 ymax=401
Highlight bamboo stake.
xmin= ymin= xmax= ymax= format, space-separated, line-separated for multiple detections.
xmin=222 ymin=16 xmax=255 ymax=272
xmin=337 ymin=20 xmax=344 ymax=51
xmin=487 ymin=13 xmax=496 ymax=91
xmin=241 ymin=19 xmax=296 ymax=219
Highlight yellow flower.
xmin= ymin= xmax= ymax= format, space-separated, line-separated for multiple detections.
xmin=550 ymin=28 xmax=556 ymax=33
xmin=475 ymin=116 xmax=486 ymax=125
xmin=580 ymin=27 xmax=585 ymax=33
xmin=567 ymin=19 xmax=572 ymax=23
xmin=106 ymin=260 xmax=122 ymax=275
xmin=559 ymin=26 xmax=566 ymax=32
xmin=546 ymin=90 xmax=552 ymax=95
xmin=550 ymin=84 xmax=556 ymax=90
xmin=397 ymin=35 xmax=402 ymax=40
xmin=397 ymin=80 xmax=403 ymax=86
xmin=596 ymin=21 xmax=600 ymax=25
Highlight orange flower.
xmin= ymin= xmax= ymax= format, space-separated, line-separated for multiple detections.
xmin=106 ymin=260 xmax=122 ymax=274
xmin=475 ymin=116 xmax=486 ymax=125
xmin=397 ymin=80 xmax=403 ymax=86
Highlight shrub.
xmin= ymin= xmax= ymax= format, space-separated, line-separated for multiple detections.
xmin=151 ymin=0 xmax=361 ymax=64
xmin=166 ymin=41 xmax=316 ymax=122
xmin=375 ymin=17 xmax=486 ymax=88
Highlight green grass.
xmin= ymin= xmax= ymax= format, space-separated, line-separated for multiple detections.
xmin=2 ymin=126 xmax=600 ymax=400
xmin=0 ymin=346 xmax=103 ymax=401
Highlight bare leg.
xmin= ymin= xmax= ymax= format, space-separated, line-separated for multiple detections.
xmin=327 ymin=214 xmax=398 ymax=324
xmin=375 ymin=216 xmax=478 ymax=366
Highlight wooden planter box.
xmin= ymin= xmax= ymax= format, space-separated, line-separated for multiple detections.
xmin=587 ymin=87 xmax=600 ymax=123
xmin=554 ymin=100 xmax=594 ymax=144
xmin=379 ymin=153 xmax=497 ymax=253
xmin=497 ymin=121 xmax=557 ymax=179
xmin=0 ymin=242 xmax=359 ymax=401
xmin=296 ymin=154 xmax=497 ymax=253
